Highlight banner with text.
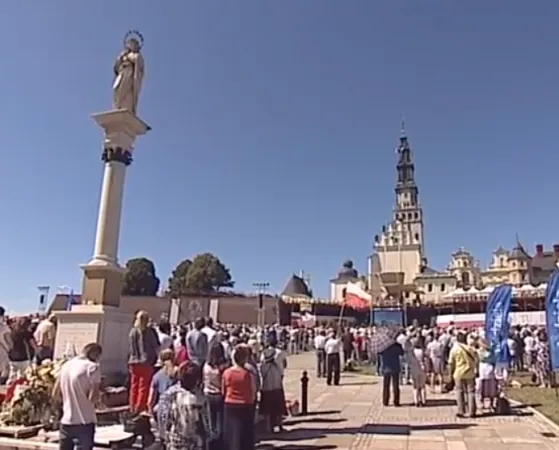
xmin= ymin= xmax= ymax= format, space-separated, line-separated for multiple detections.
xmin=545 ymin=270 xmax=559 ymax=371
xmin=485 ymin=284 xmax=513 ymax=364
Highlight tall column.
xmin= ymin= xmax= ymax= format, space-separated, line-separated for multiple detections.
xmin=80 ymin=109 xmax=150 ymax=307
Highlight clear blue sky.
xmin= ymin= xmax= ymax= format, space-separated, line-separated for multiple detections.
xmin=1 ymin=1 xmax=558 ymax=313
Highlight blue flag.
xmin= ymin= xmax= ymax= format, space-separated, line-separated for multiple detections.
xmin=485 ymin=284 xmax=513 ymax=364
xmin=545 ymin=270 xmax=559 ymax=371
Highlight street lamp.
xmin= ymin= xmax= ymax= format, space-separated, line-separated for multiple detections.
xmin=253 ymin=282 xmax=270 ymax=328
xmin=37 ymin=286 xmax=50 ymax=314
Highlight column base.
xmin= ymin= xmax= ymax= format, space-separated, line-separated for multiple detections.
xmin=80 ymin=261 xmax=126 ymax=308
xmin=54 ymin=304 xmax=132 ymax=375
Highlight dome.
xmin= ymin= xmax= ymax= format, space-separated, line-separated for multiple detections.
xmin=337 ymin=260 xmax=358 ymax=278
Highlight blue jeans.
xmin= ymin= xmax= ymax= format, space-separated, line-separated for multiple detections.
xmin=59 ymin=423 xmax=95 ymax=450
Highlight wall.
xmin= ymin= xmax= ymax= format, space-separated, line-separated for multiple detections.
xmin=378 ymin=247 xmax=421 ymax=285
xmin=50 ymin=293 xmax=280 ymax=325
xmin=415 ymin=277 xmax=457 ymax=303
xmin=177 ymin=295 xmax=279 ymax=325
xmin=437 ymin=311 xmax=545 ymax=327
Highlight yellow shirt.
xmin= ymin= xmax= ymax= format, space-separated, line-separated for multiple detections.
xmin=449 ymin=343 xmax=478 ymax=381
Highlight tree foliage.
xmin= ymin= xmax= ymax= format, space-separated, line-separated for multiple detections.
xmin=166 ymin=259 xmax=193 ymax=299
xmin=122 ymin=257 xmax=160 ymax=296
xmin=185 ymin=253 xmax=234 ymax=292
xmin=167 ymin=253 xmax=234 ymax=296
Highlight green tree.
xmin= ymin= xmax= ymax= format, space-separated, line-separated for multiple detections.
xmin=167 ymin=259 xmax=193 ymax=298
xmin=122 ymin=257 xmax=160 ymax=296
xmin=184 ymin=253 xmax=234 ymax=293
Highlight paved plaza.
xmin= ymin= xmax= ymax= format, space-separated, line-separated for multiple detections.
xmin=259 ymin=352 xmax=559 ymax=450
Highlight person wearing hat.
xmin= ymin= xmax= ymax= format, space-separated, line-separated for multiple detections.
xmin=259 ymin=346 xmax=287 ymax=432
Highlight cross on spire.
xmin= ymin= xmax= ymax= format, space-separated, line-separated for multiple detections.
xmin=400 ymin=115 xmax=406 ymax=139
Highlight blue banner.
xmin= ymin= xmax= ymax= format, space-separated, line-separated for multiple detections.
xmin=545 ymin=270 xmax=559 ymax=371
xmin=485 ymin=284 xmax=513 ymax=364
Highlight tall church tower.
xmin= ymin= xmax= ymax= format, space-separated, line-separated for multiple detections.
xmin=367 ymin=123 xmax=425 ymax=300
xmin=394 ymin=123 xmax=424 ymax=254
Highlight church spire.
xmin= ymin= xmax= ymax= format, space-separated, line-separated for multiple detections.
xmin=400 ymin=116 xmax=406 ymax=139
xmin=396 ymin=121 xmax=415 ymax=187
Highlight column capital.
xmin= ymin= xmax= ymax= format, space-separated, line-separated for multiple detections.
xmin=102 ymin=147 xmax=133 ymax=166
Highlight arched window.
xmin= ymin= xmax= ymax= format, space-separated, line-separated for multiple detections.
xmin=342 ymin=288 xmax=347 ymax=299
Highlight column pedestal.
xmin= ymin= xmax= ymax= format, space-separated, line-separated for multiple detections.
xmin=54 ymin=304 xmax=132 ymax=375
xmin=80 ymin=263 xmax=126 ymax=308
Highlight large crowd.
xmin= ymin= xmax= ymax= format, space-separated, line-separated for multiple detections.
xmin=0 ymin=307 xmax=550 ymax=450
xmin=313 ymin=323 xmax=550 ymax=418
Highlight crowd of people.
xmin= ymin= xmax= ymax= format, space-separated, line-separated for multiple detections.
xmin=55 ymin=311 xmax=307 ymax=450
xmin=311 ymin=322 xmax=550 ymax=418
xmin=0 ymin=307 xmax=551 ymax=450
xmin=0 ymin=309 xmax=57 ymax=385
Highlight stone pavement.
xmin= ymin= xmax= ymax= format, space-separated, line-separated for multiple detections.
xmin=257 ymin=352 xmax=559 ymax=450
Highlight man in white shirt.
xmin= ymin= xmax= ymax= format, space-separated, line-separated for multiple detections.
xmin=201 ymin=317 xmax=218 ymax=349
xmin=324 ymin=332 xmax=342 ymax=386
xmin=55 ymin=343 xmax=102 ymax=450
xmin=314 ymin=330 xmax=327 ymax=378
xmin=524 ymin=333 xmax=536 ymax=370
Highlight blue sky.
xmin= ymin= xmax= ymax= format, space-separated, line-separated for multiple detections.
xmin=1 ymin=1 xmax=558 ymax=313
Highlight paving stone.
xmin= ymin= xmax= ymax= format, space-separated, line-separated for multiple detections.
xmin=255 ymin=353 xmax=559 ymax=450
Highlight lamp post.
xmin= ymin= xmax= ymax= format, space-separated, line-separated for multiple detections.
xmin=253 ymin=282 xmax=270 ymax=328
xmin=37 ymin=286 xmax=50 ymax=314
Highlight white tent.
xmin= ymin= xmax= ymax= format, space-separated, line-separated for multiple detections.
xmin=481 ymin=286 xmax=495 ymax=295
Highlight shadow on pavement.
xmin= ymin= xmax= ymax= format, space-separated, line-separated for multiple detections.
xmin=257 ymin=445 xmax=337 ymax=450
xmin=341 ymin=381 xmax=377 ymax=386
xmin=266 ymin=422 xmax=476 ymax=441
xmin=283 ymin=417 xmax=346 ymax=426
xmin=425 ymin=398 xmax=456 ymax=407
xmin=512 ymin=402 xmax=542 ymax=408
xmin=304 ymin=410 xmax=341 ymax=416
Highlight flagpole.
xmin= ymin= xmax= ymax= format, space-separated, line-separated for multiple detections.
xmin=337 ymin=300 xmax=346 ymax=329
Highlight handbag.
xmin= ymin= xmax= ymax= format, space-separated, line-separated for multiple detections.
xmin=442 ymin=379 xmax=455 ymax=393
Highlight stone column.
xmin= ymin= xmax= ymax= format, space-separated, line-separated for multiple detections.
xmin=54 ymin=109 xmax=150 ymax=374
xmin=80 ymin=109 xmax=150 ymax=307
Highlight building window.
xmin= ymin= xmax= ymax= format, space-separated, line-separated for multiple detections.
xmin=408 ymin=213 xmax=412 ymax=220
xmin=441 ymin=283 xmax=446 ymax=292
xmin=342 ymin=288 xmax=347 ymax=299
xmin=463 ymin=260 xmax=469 ymax=268
xmin=414 ymin=233 xmax=419 ymax=242
xmin=427 ymin=284 xmax=433 ymax=292
xmin=461 ymin=272 xmax=470 ymax=287
xmin=414 ymin=212 xmax=419 ymax=219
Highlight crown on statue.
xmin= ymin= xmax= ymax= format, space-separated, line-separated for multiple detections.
xmin=123 ymin=30 xmax=144 ymax=50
